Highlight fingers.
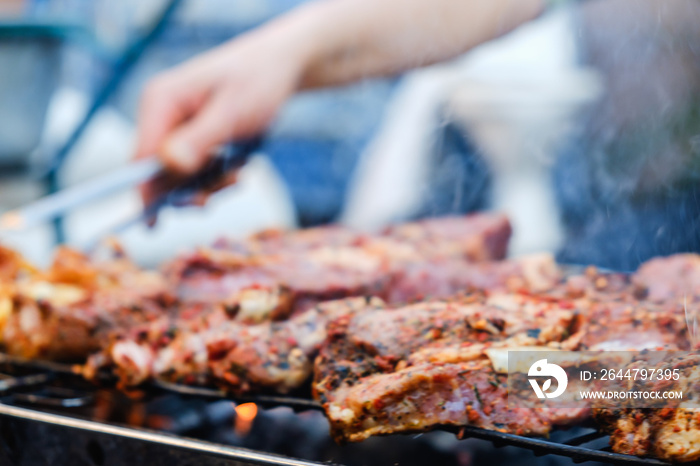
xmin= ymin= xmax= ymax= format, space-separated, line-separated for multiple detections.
xmin=132 ymin=31 xmax=299 ymax=217
xmin=134 ymin=70 xmax=210 ymax=214
xmin=135 ymin=77 xmax=184 ymax=161
xmin=134 ymin=69 xmax=211 ymax=161
xmin=160 ymin=85 xmax=267 ymax=174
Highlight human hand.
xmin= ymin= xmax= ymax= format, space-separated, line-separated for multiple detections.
xmin=133 ymin=14 xmax=316 ymax=216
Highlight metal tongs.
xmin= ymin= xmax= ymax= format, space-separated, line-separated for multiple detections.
xmin=0 ymin=138 xmax=263 ymax=232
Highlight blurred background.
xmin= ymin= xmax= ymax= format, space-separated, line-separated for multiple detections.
xmin=1 ymin=0 xmax=699 ymax=272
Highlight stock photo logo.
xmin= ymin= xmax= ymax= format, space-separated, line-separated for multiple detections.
xmin=528 ymin=359 xmax=568 ymax=399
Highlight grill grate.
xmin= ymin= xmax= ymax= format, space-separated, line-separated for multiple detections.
xmin=0 ymin=353 xmax=670 ymax=466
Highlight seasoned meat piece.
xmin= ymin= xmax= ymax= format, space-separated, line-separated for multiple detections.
xmin=1 ymin=247 xmax=172 ymax=360
xmin=557 ymin=266 xmax=634 ymax=301
xmin=318 ymin=358 xmax=587 ymax=443
xmin=387 ymin=253 xmax=560 ymax=303
xmin=632 ymin=254 xmax=700 ymax=302
xmin=214 ymin=224 xmax=363 ymax=256
xmin=582 ymin=299 xmax=689 ymax=351
xmin=311 ymin=256 xmax=692 ymax=444
xmin=594 ymin=353 xmax=700 ymax=463
xmin=106 ymin=297 xmax=385 ymax=391
xmin=554 ymin=264 xmax=690 ymax=351
xmin=168 ymin=247 xmax=388 ymax=320
xmin=0 ymin=245 xmax=39 ymax=337
xmin=380 ymin=213 xmax=511 ymax=262
xmin=312 ymin=292 xmax=585 ymax=442
xmin=165 ymin=213 xmax=513 ymax=310
xmin=0 ymin=245 xmax=37 ymax=282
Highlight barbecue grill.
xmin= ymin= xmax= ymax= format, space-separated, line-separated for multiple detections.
xmin=0 ymin=353 xmax=668 ymax=466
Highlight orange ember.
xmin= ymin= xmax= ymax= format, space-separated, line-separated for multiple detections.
xmin=234 ymin=402 xmax=258 ymax=436
xmin=235 ymin=402 xmax=258 ymax=422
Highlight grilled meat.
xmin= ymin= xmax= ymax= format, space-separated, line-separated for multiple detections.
xmin=312 ymin=292 xmax=586 ymax=442
xmin=633 ymin=254 xmax=700 ymax=303
xmin=107 ymin=297 xmax=385 ymax=391
xmin=1 ymin=247 xmax=172 ymax=360
xmin=594 ymin=352 xmax=700 ymax=463
xmin=318 ymin=358 xmax=588 ymax=442
xmin=552 ymin=264 xmax=689 ymax=351
xmin=0 ymin=245 xmax=38 ymax=335
xmin=164 ymin=213 xmax=513 ymax=314
xmin=378 ymin=213 xmax=511 ymax=262
xmin=581 ymin=298 xmax=689 ymax=351
xmin=0 ymin=245 xmax=37 ymax=282
xmin=311 ymin=255 xmax=697 ymax=444
xmin=167 ymin=245 xmax=389 ymax=320
xmin=387 ymin=253 xmax=560 ymax=303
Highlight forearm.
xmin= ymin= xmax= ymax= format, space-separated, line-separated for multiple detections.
xmin=282 ymin=0 xmax=545 ymax=89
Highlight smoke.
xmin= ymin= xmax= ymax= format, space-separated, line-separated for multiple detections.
xmin=550 ymin=0 xmax=700 ymax=270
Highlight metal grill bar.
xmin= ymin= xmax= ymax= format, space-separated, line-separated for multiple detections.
xmin=0 ymin=403 xmax=332 ymax=466
xmin=564 ymin=430 xmax=607 ymax=446
xmin=151 ymin=380 xmax=323 ymax=412
xmin=454 ymin=426 xmax=668 ymax=465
